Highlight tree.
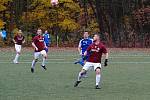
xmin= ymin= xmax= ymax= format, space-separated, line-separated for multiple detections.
xmin=19 ymin=0 xmax=81 ymax=45
xmin=0 ymin=0 xmax=12 ymax=29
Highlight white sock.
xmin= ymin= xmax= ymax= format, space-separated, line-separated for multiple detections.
xmin=96 ymin=74 xmax=101 ymax=86
xmin=31 ymin=60 xmax=37 ymax=69
xmin=77 ymin=72 xmax=83 ymax=81
xmin=14 ymin=53 xmax=20 ymax=62
xmin=42 ymin=57 xmax=46 ymax=66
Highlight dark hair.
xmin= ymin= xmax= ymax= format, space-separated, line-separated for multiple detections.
xmin=83 ymin=31 xmax=89 ymax=34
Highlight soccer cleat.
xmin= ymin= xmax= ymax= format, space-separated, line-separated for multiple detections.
xmin=74 ymin=81 xmax=81 ymax=87
xmin=41 ymin=65 xmax=47 ymax=70
xmin=74 ymin=61 xmax=84 ymax=66
xmin=31 ymin=68 xmax=34 ymax=73
xmin=95 ymin=85 xmax=101 ymax=89
xmin=74 ymin=61 xmax=80 ymax=64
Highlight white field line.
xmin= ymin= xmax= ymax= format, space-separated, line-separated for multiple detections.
xmin=0 ymin=61 xmax=150 ymax=64
xmin=1 ymin=56 xmax=150 ymax=62
xmin=2 ymin=59 xmax=67 ymax=61
xmin=1 ymin=53 xmax=150 ymax=57
xmin=1 ymin=55 xmax=150 ymax=59
xmin=0 ymin=56 xmax=150 ymax=62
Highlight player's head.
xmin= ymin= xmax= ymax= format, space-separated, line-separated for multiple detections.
xmin=83 ymin=31 xmax=89 ymax=39
xmin=45 ymin=30 xmax=48 ymax=34
xmin=37 ymin=29 xmax=42 ymax=35
xmin=93 ymin=33 xmax=100 ymax=42
xmin=17 ymin=30 xmax=23 ymax=36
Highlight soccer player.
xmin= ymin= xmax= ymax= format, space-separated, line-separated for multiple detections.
xmin=74 ymin=31 xmax=93 ymax=66
xmin=31 ymin=29 xmax=47 ymax=73
xmin=1 ymin=28 xmax=7 ymax=41
xmin=13 ymin=30 xmax=25 ymax=64
xmin=74 ymin=34 xmax=109 ymax=89
xmin=43 ymin=30 xmax=51 ymax=52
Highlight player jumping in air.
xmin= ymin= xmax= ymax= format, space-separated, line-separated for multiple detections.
xmin=74 ymin=31 xmax=93 ymax=66
xmin=31 ymin=29 xmax=48 ymax=73
xmin=74 ymin=34 xmax=109 ymax=89
xmin=13 ymin=30 xmax=25 ymax=64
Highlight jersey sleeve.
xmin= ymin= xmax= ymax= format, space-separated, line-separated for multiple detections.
xmin=14 ymin=36 xmax=17 ymax=41
xmin=89 ymin=38 xmax=93 ymax=43
xmin=32 ymin=37 xmax=37 ymax=43
xmin=102 ymin=45 xmax=107 ymax=53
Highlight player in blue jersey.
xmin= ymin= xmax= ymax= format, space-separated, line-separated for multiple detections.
xmin=43 ymin=30 xmax=51 ymax=52
xmin=74 ymin=31 xmax=93 ymax=66
xmin=0 ymin=28 xmax=7 ymax=41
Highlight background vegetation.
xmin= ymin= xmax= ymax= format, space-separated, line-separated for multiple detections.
xmin=0 ymin=0 xmax=149 ymax=47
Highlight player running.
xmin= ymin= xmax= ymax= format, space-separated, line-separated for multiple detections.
xmin=74 ymin=31 xmax=93 ymax=66
xmin=74 ymin=34 xmax=109 ymax=89
xmin=43 ymin=30 xmax=51 ymax=52
xmin=13 ymin=30 xmax=25 ymax=64
xmin=31 ymin=29 xmax=48 ymax=73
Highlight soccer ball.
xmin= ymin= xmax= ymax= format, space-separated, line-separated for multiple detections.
xmin=51 ymin=0 xmax=59 ymax=6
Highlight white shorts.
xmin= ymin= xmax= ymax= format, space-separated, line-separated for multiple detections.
xmin=82 ymin=62 xmax=101 ymax=71
xmin=34 ymin=50 xmax=47 ymax=59
xmin=15 ymin=44 xmax=22 ymax=53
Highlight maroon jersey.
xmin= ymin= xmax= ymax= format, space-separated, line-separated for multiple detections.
xmin=14 ymin=35 xmax=25 ymax=45
xmin=32 ymin=35 xmax=45 ymax=52
xmin=86 ymin=42 xmax=107 ymax=63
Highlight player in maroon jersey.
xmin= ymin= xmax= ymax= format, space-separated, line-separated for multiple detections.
xmin=31 ymin=29 xmax=47 ymax=73
xmin=74 ymin=34 xmax=109 ymax=89
xmin=13 ymin=30 xmax=25 ymax=64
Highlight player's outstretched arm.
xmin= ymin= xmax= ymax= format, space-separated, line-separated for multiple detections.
xmin=82 ymin=51 xmax=87 ymax=60
xmin=84 ymin=51 xmax=87 ymax=56
xmin=78 ymin=40 xmax=82 ymax=55
xmin=13 ymin=39 xmax=17 ymax=44
xmin=104 ymin=53 xmax=108 ymax=67
xmin=78 ymin=47 xmax=82 ymax=55
xmin=22 ymin=39 xmax=25 ymax=44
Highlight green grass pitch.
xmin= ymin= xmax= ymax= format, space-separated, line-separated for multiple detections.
xmin=0 ymin=48 xmax=150 ymax=100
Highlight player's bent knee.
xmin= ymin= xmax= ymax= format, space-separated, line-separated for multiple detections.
xmin=44 ymin=55 xmax=47 ymax=58
xmin=81 ymin=69 xmax=86 ymax=73
xmin=95 ymin=67 xmax=101 ymax=74
xmin=41 ymin=50 xmax=47 ymax=58
xmin=17 ymin=52 xmax=21 ymax=55
xmin=80 ymin=69 xmax=86 ymax=75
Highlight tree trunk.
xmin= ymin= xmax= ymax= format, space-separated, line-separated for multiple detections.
xmin=95 ymin=0 xmax=105 ymax=33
